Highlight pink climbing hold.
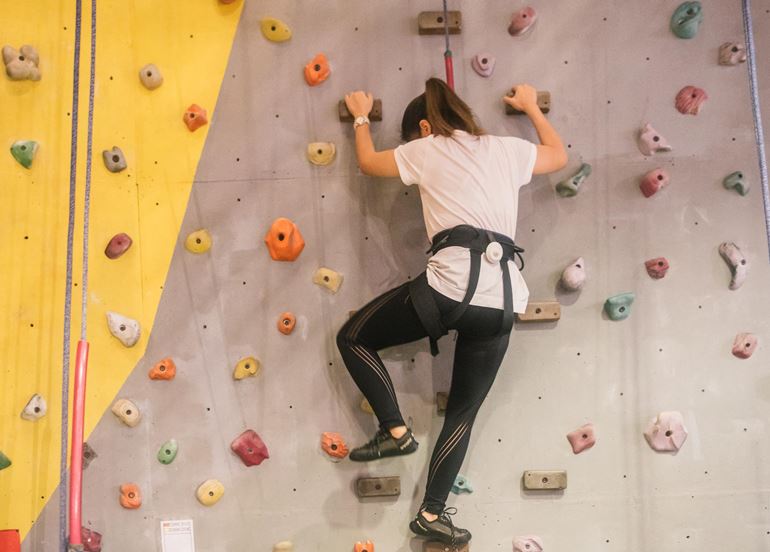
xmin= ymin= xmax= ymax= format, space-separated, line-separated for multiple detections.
xmin=637 ymin=123 xmax=672 ymax=156
xmin=644 ymin=411 xmax=688 ymax=453
xmin=81 ymin=527 xmax=103 ymax=552
xmin=230 ymin=429 xmax=269 ymax=467
xmin=471 ymin=53 xmax=495 ymax=77
xmin=566 ymin=423 xmax=595 ymax=454
xmin=513 ymin=535 xmax=544 ymax=552
xmin=639 ymin=168 xmax=669 ymax=198
xmin=675 ymin=85 xmax=708 ymax=115
xmin=645 ymin=257 xmax=670 ymax=279
xmin=508 ymin=6 xmax=537 ymax=36
xmin=732 ymin=333 xmax=757 ymax=359
xmin=104 ymin=233 xmax=132 ymax=259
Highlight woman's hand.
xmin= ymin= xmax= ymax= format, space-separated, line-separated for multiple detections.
xmin=503 ymin=84 xmax=538 ymax=113
xmin=345 ymin=91 xmax=374 ymax=118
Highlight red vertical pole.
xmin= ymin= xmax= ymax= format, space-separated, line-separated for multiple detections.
xmin=444 ymin=52 xmax=455 ymax=90
xmin=68 ymin=340 xmax=89 ymax=546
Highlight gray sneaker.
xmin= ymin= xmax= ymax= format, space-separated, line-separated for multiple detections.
xmin=349 ymin=428 xmax=418 ymax=462
xmin=409 ymin=507 xmax=472 ymax=545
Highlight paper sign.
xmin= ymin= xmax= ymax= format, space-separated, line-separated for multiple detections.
xmin=160 ymin=519 xmax=195 ymax=552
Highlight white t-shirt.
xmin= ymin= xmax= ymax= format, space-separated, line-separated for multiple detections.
xmin=394 ymin=130 xmax=537 ymax=311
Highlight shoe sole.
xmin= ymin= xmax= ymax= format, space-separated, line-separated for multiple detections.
xmin=409 ymin=520 xmax=471 ymax=545
xmin=349 ymin=444 xmax=418 ymax=462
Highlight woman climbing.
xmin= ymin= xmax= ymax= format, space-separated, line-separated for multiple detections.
xmin=336 ymin=78 xmax=567 ymax=545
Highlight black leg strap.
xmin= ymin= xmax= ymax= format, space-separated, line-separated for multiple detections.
xmin=500 ymin=258 xmax=514 ymax=335
xmin=408 ymin=273 xmax=446 ymax=356
xmin=442 ymin=249 xmax=482 ymax=328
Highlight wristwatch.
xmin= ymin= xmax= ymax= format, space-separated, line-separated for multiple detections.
xmin=353 ymin=115 xmax=370 ymax=129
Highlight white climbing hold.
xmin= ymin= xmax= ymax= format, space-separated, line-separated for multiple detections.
xmin=559 ymin=257 xmax=586 ymax=291
xmin=513 ymin=535 xmax=544 ymax=552
xmin=111 ymin=398 xmax=141 ymax=427
xmin=718 ymin=242 xmax=748 ymax=290
xmin=106 ymin=311 xmax=141 ymax=347
xmin=21 ymin=393 xmax=47 ymax=421
xmin=644 ymin=411 xmax=688 ymax=453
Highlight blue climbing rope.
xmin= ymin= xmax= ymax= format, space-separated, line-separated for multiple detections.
xmin=742 ymin=0 xmax=770 ymax=262
xmin=59 ymin=0 xmax=83 ymax=546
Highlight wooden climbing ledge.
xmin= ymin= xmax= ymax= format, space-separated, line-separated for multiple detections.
xmin=418 ymin=11 xmax=462 ymax=35
xmin=505 ymin=90 xmax=551 ymax=115
xmin=356 ymin=476 xmax=400 ymax=498
xmin=523 ymin=470 xmax=568 ymax=490
xmin=516 ymin=301 xmax=561 ymax=322
xmin=338 ymin=99 xmax=382 ymax=122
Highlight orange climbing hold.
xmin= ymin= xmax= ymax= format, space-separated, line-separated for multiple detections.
xmin=277 ymin=312 xmax=296 ymax=335
xmin=183 ymin=104 xmax=208 ymax=132
xmin=264 ymin=218 xmax=305 ymax=261
xmin=304 ymin=53 xmax=330 ymax=86
xmin=354 ymin=541 xmax=374 ymax=552
xmin=149 ymin=357 xmax=177 ymax=380
xmin=320 ymin=432 xmax=349 ymax=459
xmin=119 ymin=483 xmax=142 ymax=509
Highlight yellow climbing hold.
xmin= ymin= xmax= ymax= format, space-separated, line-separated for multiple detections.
xmin=185 ymin=229 xmax=212 ymax=253
xmin=260 ymin=17 xmax=292 ymax=42
xmin=307 ymin=142 xmax=336 ymax=166
xmin=233 ymin=356 xmax=261 ymax=380
xmin=196 ymin=479 xmax=225 ymax=506
xmin=313 ymin=267 xmax=343 ymax=293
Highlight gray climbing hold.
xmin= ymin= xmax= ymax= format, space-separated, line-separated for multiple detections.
xmin=82 ymin=442 xmax=98 ymax=469
xmin=10 ymin=140 xmax=38 ymax=169
xmin=670 ymin=1 xmax=703 ymax=39
xmin=604 ymin=292 xmax=635 ymax=321
xmin=560 ymin=257 xmax=586 ymax=291
xmin=21 ymin=394 xmax=47 ymax=421
xmin=556 ymin=163 xmax=592 ymax=197
xmin=723 ymin=171 xmax=749 ymax=196
xmin=451 ymin=474 xmax=474 ymax=494
xmin=2 ymin=45 xmax=41 ymax=81
xmin=157 ymin=438 xmax=178 ymax=465
xmin=719 ymin=42 xmax=746 ymax=65
xmin=102 ymin=146 xmax=127 ymax=173
xmin=106 ymin=311 xmax=141 ymax=347
xmin=718 ymin=242 xmax=748 ymax=290
xmin=138 ymin=63 xmax=163 ymax=90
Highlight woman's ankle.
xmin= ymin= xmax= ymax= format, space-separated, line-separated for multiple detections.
xmin=388 ymin=425 xmax=407 ymax=439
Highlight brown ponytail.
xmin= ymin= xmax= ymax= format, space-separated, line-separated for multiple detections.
xmin=401 ymin=77 xmax=483 ymax=141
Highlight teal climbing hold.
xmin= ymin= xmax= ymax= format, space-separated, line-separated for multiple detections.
xmin=670 ymin=2 xmax=703 ymax=39
xmin=157 ymin=438 xmax=178 ymax=465
xmin=10 ymin=140 xmax=38 ymax=168
xmin=604 ymin=292 xmax=635 ymax=321
xmin=723 ymin=171 xmax=749 ymax=196
xmin=451 ymin=474 xmax=474 ymax=494
xmin=0 ymin=450 xmax=11 ymax=470
xmin=556 ymin=163 xmax=592 ymax=197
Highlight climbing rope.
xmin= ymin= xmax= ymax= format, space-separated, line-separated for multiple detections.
xmin=742 ymin=0 xmax=770 ymax=262
xmin=59 ymin=0 xmax=96 ymax=548
xmin=442 ymin=0 xmax=454 ymax=90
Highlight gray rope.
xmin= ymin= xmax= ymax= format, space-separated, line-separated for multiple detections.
xmin=59 ymin=0 xmax=83 ymax=546
xmin=81 ymin=0 xmax=96 ymax=339
xmin=742 ymin=0 xmax=770 ymax=261
xmin=442 ymin=0 xmax=450 ymax=52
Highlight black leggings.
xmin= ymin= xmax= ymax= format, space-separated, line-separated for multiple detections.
xmin=336 ymin=278 xmax=510 ymax=514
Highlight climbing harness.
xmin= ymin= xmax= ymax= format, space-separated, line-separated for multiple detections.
xmin=741 ymin=0 xmax=770 ymax=262
xmin=59 ymin=0 xmax=97 ymax=549
xmin=442 ymin=0 xmax=454 ymax=90
xmin=408 ymin=225 xmax=524 ymax=356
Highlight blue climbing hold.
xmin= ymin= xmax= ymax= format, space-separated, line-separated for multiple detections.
xmin=451 ymin=474 xmax=474 ymax=494
xmin=604 ymin=293 xmax=635 ymax=321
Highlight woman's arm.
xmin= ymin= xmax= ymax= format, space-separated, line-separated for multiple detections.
xmin=504 ymin=84 xmax=568 ymax=175
xmin=345 ymin=91 xmax=400 ymax=178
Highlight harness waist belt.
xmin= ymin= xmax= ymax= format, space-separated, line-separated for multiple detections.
xmin=408 ymin=224 xmax=524 ymax=355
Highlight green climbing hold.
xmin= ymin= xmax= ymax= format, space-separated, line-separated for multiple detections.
xmin=0 ymin=450 xmax=11 ymax=470
xmin=604 ymin=292 xmax=635 ymax=321
xmin=10 ymin=140 xmax=38 ymax=169
xmin=157 ymin=438 xmax=178 ymax=465
xmin=723 ymin=171 xmax=749 ymax=196
xmin=671 ymin=1 xmax=703 ymax=39
xmin=556 ymin=162 xmax=592 ymax=197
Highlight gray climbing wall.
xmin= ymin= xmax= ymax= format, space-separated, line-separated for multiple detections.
xmin=24 ymin=1 xmax=770 ymax=550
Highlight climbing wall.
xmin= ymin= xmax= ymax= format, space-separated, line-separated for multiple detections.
xmin=10 ymin=0 xmax=770 ymax=550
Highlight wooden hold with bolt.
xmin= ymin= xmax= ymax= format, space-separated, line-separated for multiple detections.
xmin=356 ymin=476 xmax=401 ymax=498
xmin=506 ymin=90 xmax=551 ymax=114
xmin=418 ymin=11 xmax=462 ymax=35
xmin=339 ymin=99 xmax=383 ymax=122
xmin=516 ymin=301 xmax=561 ymax=322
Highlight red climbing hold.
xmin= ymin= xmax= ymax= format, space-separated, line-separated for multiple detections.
xmin=675 ymin=86 xmax=708 ymax=115
xmin=645 ymin=257 xmax=670 ymax=279
xmin=81 ymin=527 xmax=103 ymax=552
xmin=508 ymin=6 xmax=537 ymax=36
xmin=0 ymin=530 xmax=20 ymax=552
xmin=183 ymin=104 xmax=208 ymax=131
xmin=639 ymin=168 xmax=669 ymax=198
xmin=230 ymin=429 xmax=269 ymax=467
xmin=264 ymin=218 xmax=305 ymax=261
xmin=104 ymin=233 xmax=132 ymax=259
xmin=148 ymin=357 xmax=177 ymax=380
